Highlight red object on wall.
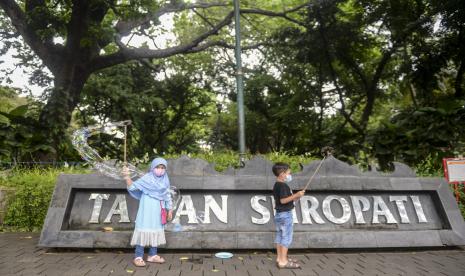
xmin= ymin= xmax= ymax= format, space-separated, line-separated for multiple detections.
xmin=443 ymin=157 xmax=465 ymax=202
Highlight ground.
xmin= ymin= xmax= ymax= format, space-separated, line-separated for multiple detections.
xmin=1 ymin=233 xmax=465 ymax=276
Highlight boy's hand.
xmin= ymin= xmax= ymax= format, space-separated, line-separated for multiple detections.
xmin=296 ymin=190 xmax=305 ymax=198
xmin=168 ymin=210 xmax=173 ymax=221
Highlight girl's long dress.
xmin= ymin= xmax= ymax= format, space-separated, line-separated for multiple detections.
xmin=128 ymin=184 xmax=169 ymax=247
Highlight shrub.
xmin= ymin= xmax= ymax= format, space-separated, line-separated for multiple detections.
xmin=0 ymin=167 xmax=88 ymax=231
xmin=164 ymin=151 xmax=317 ymax=172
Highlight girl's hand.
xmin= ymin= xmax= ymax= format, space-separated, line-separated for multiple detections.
xmin=167 ymin=210 xmax=173 ymax=221
xmin=122 ymin=166 xmax=132 ymax=186
xmin=122 ymin=166 xmax=130 ymax=177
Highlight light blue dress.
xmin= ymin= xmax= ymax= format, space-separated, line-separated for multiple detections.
xmin=128 ymin=183 xmax=171 ymax=247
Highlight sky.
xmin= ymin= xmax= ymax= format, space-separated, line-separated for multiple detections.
xmin=0 ymin=47 xmax=45 ymax=96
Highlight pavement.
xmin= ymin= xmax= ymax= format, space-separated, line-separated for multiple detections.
xmin=1 ymin=232 xmax=465 ymax=276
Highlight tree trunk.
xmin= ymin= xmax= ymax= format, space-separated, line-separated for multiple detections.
xmin=38 ymin=65 xmax=89 ymax=160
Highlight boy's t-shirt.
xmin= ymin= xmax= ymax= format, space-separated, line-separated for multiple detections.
xmin=273 ymin=181 xmax=294 ymax=213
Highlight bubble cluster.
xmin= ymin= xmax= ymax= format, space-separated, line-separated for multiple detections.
xmin=72 ymin=121 xmax=180 ymax=215
xmin=72 ymin=121 xmax=141 ymax=180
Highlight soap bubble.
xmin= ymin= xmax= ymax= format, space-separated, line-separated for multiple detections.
xmin=196 ymin=211 xmax=206 ymax=224
xmin=72 ymin=121 xmax=180 ymax=210
xmin=169 ymin=186 xmax=180 ymax=208
xmin=71 ymin=122 xmax=140 ymax=180
xmin=168 ymin=218 xmax=183 ymax=232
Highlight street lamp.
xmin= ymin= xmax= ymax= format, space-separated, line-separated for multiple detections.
xmin=233 ymin=0 xmax=246 ymax=165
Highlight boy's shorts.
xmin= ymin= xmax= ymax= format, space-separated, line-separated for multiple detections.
xmin=274 ymin=210 xmax=293 ymax=248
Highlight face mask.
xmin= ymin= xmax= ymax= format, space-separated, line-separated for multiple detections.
xmin=154 ymin=167 xmax=165 ymax=177
xmin=285 ymin=174 xmax=292 ymax=183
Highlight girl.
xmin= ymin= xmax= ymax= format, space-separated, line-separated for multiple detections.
xmin=123 ymin=157 xmax=173 ymax=267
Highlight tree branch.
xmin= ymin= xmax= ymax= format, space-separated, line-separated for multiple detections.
xmin=91 ymin=12 xmax=235 ymax=71
xmin=240 ymin=4 xmax=310 ymax=27
xmin=185 ymin=40 xmax=266 ymax=53
xmin=115 ymin=1 xmax=230 ymax=36
xmin=315 ymin=9 xmax=363 ymax=135
xmin=0 ymin=0 xmax=61 ymax=68
xmin=360 ymin=15 xmax=432 ymax=128
xmin=66 ymin=0 xmax=90 ymax=56
xmin=93 ymin=1 xmax=312 ymax=71
xmin=0 ymin=30 xmax=19 ymax=39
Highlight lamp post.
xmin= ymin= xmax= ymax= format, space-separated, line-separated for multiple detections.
xmin=233 ymin=0 xmax=246 ymax=164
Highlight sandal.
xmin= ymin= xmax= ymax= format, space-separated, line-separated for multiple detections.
xmin=278 ymin=261 xmax=301 ymax=269
xmin=147 ymin=255 xmax=165 ymax=264
xmin=133 ymin=257 xmax=146 ymax=267
xmin=276 ymin=257 xmax=299 ymax=263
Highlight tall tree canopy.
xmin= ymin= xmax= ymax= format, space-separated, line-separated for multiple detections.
xmin=0 ymin=0 xmax=464 ymax=168
xmin=0 ymin=0 xmax=309 ymax=158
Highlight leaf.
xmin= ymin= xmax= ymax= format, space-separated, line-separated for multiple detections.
xmin=0 ymin=115 xmax=10 ymax=125
xmin=9 ymin=105 xmax=28 ymax=117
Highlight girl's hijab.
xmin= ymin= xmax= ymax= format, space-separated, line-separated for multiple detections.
xmin=128 ymin=157 xmax=171 ymax=201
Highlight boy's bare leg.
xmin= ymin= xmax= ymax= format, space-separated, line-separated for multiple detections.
xmin=277 ymin=245 xmax=288 ymax=265
xmin=276 ymin=244 xmax=281 ymax=263
xmin=281 ymin=246 xmax=288 ymax=264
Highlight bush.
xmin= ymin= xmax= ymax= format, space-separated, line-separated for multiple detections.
xmin=165 ymin=151 xmax=317 ymax=172
xmin=0 ymin=167 xmax=88 ymax=232
xmin=414 ymin=155 xmax=465 ymax=219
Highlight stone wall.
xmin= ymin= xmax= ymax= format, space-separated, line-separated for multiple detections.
xmin=39 ymin=155 xmax=465 ymax=248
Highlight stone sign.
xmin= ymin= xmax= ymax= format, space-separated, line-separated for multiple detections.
xmin=39 ymin=156 xmax=465 ymax=248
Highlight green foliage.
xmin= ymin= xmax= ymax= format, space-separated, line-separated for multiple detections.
xmin=164 ymin=151 xmax=317 ymax=172
xmin=413 ymin=153 xmax=444 ymax=177
xmin=0 ymin=87 xmax=57 ymax=163
xmin=414 ymin=155 xmax=465 ymax=220
xmin=369 ymin=100 xmax=465 ymax=169
xmin=453 ymin=183 xmax=465 ymax=221
xmin=77 ymin=62 xmax=215 ymax=158
xmin=0 ymin=167 xmax=88 ymax=231
xmin=0 ymin=0 xmax=464 ymax=169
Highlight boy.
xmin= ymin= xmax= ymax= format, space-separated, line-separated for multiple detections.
xmin=272 ymin=162 xmax=305 ymax=269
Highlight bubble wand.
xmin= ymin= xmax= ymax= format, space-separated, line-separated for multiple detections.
xmin=122 ymin=120 xmax=131 ymax=165
xmin=303 ymin=146 xmax=333 ymax=190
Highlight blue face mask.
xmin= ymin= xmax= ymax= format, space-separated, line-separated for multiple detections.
xmin=285 ymin=174 xmax=292 ymax=183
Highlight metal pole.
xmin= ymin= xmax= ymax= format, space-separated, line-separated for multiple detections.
xmin=123 ymin=125 xmax=127 ymax=165
xmin=233 ymin=0 xmax=246 ymax=164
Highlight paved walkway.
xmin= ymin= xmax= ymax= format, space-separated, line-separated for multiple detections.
xmin=1 ymin=233 xmax=465 ymax=276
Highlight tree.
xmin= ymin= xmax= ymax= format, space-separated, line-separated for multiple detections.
xmin=211 ymin=0 xmax=464 ymax=167
xmin=76 ymin=62 xmax=215 ymax=157
xmin=0 ymin=0 xmax=312 ymax=159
